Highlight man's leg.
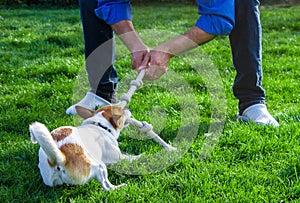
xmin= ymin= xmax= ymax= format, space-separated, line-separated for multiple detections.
xmin=230 ymin=0 xmax=265 ymax=114
xmin=229 ymin=0 xmax=278 ymax=126
xmin=66 ymin=0 xmax=118 ymax=114
xmin=79 ymin=0 xmax=118 ymax=103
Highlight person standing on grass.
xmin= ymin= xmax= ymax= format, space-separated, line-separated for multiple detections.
xmin=66 ymin=0 xmax=279 ymax=127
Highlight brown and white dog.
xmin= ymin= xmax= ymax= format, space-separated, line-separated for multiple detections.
xmin=29 ymin=105 xmax=138 ymax=190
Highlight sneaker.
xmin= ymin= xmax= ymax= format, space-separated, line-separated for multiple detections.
xmin=66 ymin=92 xmax=111 ymax=115
xmin=237 ymin=104 xmax=279 ymax=127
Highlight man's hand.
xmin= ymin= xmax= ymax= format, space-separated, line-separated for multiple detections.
xmin=138 ymin=49 xmax=172 ymax=80
xmin=131 ymin=49 xmax=149 ymax=70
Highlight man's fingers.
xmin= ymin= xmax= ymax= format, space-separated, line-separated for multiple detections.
xmin=131 ymin=50 xmax=149 ymax=70
xmin=137 ymin=54 xmax=151 ymax=71
xmin=143 ymin=65 xmax=168 ymax=81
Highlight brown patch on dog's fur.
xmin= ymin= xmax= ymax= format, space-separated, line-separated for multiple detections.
xmin=59 ymin=143 xmax=90 ymax=184
xmin=97 ymin=106 xmax=125 ymax=129
xmin=51 ymin=127 xmax=73 ymax=142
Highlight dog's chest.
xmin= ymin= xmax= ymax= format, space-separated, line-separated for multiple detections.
xmin=76 ymin=125 xmax=121 ymax=165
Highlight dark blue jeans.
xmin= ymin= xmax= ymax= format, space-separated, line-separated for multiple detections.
xmin=230 ymin=0 xmax=266 ymax=114
xmin=79 ymin=0 xmax=266 ymax=113
xmin=79 ymin=0 xmax=118 ymax=103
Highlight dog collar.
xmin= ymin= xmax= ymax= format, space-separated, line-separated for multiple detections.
xmin=93 ymin=122 xmax=112 ymax=133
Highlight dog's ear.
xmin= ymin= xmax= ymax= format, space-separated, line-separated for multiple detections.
xmin=110 ymin=115 xmax=125 ymax=129
xmin=75 ymin=106 xmax=95 ymax=119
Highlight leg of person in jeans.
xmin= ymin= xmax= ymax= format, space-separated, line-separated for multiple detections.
xmin=66 ymin=0 xmax=118 ymax=114
xmin=229 ymin=0 xmax=279 ymax=126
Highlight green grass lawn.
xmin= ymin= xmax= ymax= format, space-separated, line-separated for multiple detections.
xmin=1 ymin=4 xmax=300 ymax=202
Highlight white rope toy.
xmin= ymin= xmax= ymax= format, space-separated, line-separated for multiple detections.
xmin=116 ymin=69 xmax=176 ymax=151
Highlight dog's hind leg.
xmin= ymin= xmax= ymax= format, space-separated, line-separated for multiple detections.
xmin=95 ymin=162 xmax=125 ymax=191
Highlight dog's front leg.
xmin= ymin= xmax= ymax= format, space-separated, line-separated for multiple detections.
xmin=95 ymin=162 xmax=125 ymax=191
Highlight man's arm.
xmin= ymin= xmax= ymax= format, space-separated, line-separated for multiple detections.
xmin=95 ymin=1 xmax=148 ymax=69
xmin=138 ymin=26 xmax=215 ymax=80
xmin=139 ymin=0 xmax=235 ymax=80
xmin=111 ymin=20 xmax=148 ymax=55
xmin=111 ymin=20 xmax=148 ymax=70
xmin=153 ymin=26 xmax=215 ymax=56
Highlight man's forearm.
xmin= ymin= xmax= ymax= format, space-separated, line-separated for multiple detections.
xmin=154 ymin=26 xmax=215 ymax=56
xmin=111 ymin=20 xmax=147 ymax=53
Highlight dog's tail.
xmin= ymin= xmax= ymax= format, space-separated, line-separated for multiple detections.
xmin=29 ymin=121 xmax=65 ymax=165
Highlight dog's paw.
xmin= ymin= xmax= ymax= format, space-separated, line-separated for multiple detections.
xmin=114 ymin=183 xmax=127 ymax=190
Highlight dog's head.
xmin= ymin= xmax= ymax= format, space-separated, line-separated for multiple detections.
xmin=75 ymin=105 xmax=131 ymax=137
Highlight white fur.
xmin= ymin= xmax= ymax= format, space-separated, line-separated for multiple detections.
xmin=29 ymin=122 xmax=65 ymax=165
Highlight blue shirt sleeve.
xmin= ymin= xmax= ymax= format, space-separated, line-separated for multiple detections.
xmin=195 ymin=0 xmax=235 ymax=35
xmin=95 ymin=0 xmax=132 ymax=25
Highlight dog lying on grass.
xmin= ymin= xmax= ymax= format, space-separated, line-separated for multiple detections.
xmin=29 ymin=105 xmax=139 ymax=191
